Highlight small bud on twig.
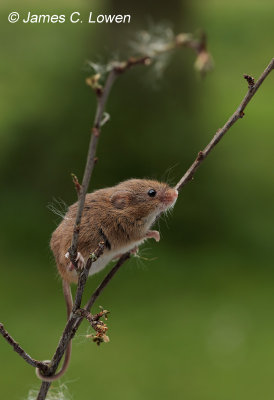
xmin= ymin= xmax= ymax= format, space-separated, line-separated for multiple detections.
xmin=86 ymin=74 xmax=103 ymax=96
xmin=194 ymin=50 xmax=214 ymax=76
xmin=89 ymin=241 xmax=105 ymax=262
xmin=71 ymin=173 xmax=82 ymax=197
xmin=175 ymin=33 xmax=193 ymax=46
xmin=197 ymin=151 xmax=205 ymax=161
xmin=92 ymin=127 xmax=100 ymax=137
xmin=243 ymin=74 xmax=255 ymax=89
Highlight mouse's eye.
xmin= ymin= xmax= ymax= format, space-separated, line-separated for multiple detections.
xmin=147 ymin=189 xmax=157 ymax=197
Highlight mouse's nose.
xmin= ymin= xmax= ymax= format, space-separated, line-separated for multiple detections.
xmin=162 ymin=188 xmax=178 ymax=206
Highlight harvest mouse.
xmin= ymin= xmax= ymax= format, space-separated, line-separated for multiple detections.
xmin=36 ymin=178 xmax=178 ymax=381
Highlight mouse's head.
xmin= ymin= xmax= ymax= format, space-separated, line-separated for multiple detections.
xmin=110 ymin=179 xmax=178 ymax=225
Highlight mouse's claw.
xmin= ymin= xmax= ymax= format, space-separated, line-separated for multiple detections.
xmin=65 ymin=251 xmax=85 ymax=271
xmin=76 ymin=252 xmax=85 ymax=269
xmin=146 ymin=230 xmax=160 ymax=242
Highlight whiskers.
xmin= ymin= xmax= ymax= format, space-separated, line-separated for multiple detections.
xmin=155 ymin=201 xmax=175 ymax=231
xmin=160 ymin=163 xmax=179 ymax=187
xmin=47 ymin=198 xmax=68 ymax=220
xmin=130 ymin=246 xmax=158 ymax=271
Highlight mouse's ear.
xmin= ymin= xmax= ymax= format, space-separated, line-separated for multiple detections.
xmin=111 ymin=191 xmax=131 ymax=209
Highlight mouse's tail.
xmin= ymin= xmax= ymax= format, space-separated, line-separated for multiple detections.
xmin=35 ymin=280 xmax=73 ymax=382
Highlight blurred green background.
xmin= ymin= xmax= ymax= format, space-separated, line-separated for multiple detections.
xmin=1 ymin=1 xmax=274 ymax=399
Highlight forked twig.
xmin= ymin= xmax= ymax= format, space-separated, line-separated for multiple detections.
xmin=0 ymin=324 xmax=48 ymax=374
xmin=1 ymin=29 xmax=272 ymax=400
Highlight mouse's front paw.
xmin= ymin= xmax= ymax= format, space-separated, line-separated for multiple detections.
xmin=76 ymin=252 xmax=85 ymax=269
xmin=146 ymin=230 xmax=160 ymax=242
xmin=65 ymin=251 xmax=85 ymax=270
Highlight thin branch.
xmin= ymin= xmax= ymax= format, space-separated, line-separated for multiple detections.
xmin=57 ymin=253 xmax=130 ymax=360
xmin=34 ymin=57 xmax=274 ymax=399
xmin=68 ymin=69 xmax=118 ymax=262
xmin=68 ymin=30 xmax=213 ymax=264
xmin=36 ymin=382 xmax=50 ymax=400
xmin=6 ymin=29 xmax=271 ymax=400
xmin=71 ymin=29 xmax=214 ymax=265
xmin=0 ymin=323 xmax=48 ymax=373
xmin=42 ymin=35 xmax=212 ymax=392
xmin=73 ymin=241 xmax=105 ymax=311
xmin=85 ymin=252 xmax=131 ymax=312
xmin=36 ymin=252 xmax=130 ymax=399
xmin=32 ymin=56 xmax=274 ymax=400
xmin=175 ymin=58 xmax=274 ymax=192
xmin=75 ymin=308 xmax=109 ymax=344
xmin=35 ymin=243 xmax=104 ymax=400
xmin=1 ymin=29 xmax=211 ymax=400
xmin=41 ymin=243 xmax=105 ymax=374
xmin=36 ymin=50 xmax=152 ymax=400
xmin=72 ymin=253 xmax=131 ymax=340
xmin=113 ymin=56 xmax=151 ymax=72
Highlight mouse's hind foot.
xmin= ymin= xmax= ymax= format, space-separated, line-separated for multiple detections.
xmin=65 ymin=251 xmax=85 ymax=271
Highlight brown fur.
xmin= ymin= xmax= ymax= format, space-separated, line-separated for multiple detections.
xmin=37 ymin=179 xmax=177 ymax=381
xmin=50 ymin=179 xmax=177 ymax=284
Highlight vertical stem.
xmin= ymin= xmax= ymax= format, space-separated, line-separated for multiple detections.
xmin=69 ymin=70 xmax=118 ymax=259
